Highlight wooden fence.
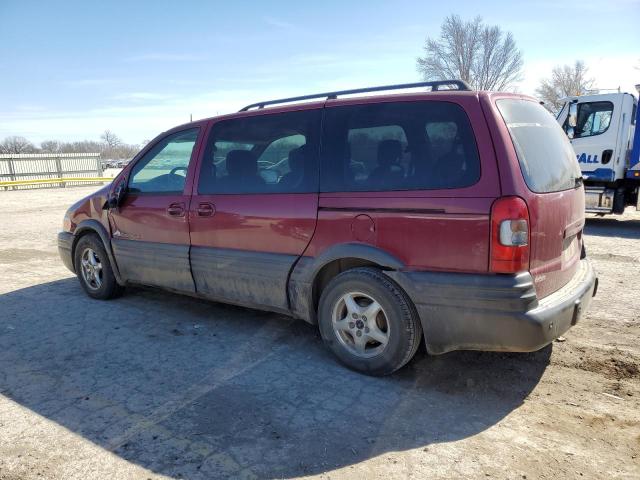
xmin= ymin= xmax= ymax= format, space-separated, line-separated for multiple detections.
xmin=0 ymin=153 xmax=105 ymax=190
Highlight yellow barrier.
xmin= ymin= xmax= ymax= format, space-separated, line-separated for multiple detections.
xmin=0 ymin=177 xmax=113 ymax=187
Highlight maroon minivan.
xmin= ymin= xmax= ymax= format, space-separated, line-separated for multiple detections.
xmin=58 ymin=80 xmax=597 ymax=375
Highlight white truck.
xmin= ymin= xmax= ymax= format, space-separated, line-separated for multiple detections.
xmin=556 ymin=86 xmax=640 ymax=214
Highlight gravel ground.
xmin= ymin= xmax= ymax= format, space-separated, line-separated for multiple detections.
xmin=0 ymin=186 xmax=638 ymax=480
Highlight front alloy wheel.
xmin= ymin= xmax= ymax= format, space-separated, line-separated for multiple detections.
xmin=80 ymin=247 xmax=103 ymax=290
xmin=74 ymin=233 xmax=122 ymax=300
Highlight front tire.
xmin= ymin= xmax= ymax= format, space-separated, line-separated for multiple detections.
xmin=318 ymin=267 xmax=422 ymax=375
xmin=74 ymin=233 xmax=122 ymax=300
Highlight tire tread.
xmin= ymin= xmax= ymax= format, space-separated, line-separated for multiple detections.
xmin=318 ymin=267 xmax=423 ymax=375
xmin=74 ymin=233 xmax=123 ymax=300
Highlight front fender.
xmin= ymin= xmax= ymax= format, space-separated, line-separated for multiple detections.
xmin=73 ymin=219 xmax=124 ymax=285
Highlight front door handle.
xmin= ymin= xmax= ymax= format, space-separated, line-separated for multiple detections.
xmin=167 ymin=202 xmax=185 ymax=217
xmin=196 ymin=202 xmax=215 ymax=217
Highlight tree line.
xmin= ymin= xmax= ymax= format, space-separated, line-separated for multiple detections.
xmin=0 ymin=130 xmax=142 ymax=158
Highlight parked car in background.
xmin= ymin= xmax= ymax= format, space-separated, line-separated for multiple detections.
xmin=102 ymin=159 xmax=132 ymax=170
xmin=58 ymin=80 xmax=598 ymax=375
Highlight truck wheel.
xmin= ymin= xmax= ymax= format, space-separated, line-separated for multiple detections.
xmin=74 ymin=233 xmax=122 ymax=300
xmin=613 ymin=187 xmax=626 ymax=215
xmin=318 ymin=267 xmax=422 ymax=376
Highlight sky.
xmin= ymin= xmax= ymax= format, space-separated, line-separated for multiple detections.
xmin=0 ymin=0 xmax=638 ymax=145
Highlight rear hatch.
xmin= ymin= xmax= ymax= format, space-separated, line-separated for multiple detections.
xmin=496 ymin=99 xmax=585 ymax=298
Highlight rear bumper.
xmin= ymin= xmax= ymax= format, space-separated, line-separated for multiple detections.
xmin=58 ymin=231 xmax=75 ymax=273
xmin=386 ymin=259 xmax=597 ymax=355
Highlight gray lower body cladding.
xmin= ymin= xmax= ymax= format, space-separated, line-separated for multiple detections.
xmin=57 ymin=231 xmax=75 ymax=273
xmin=190 ymin=246 xmax=296 ymax=311
xmin=111 ymin=239 xmax=194 ymax=293
xmin=60 ymin=231 xmax=597 ymax=356
xmin=386 ymin=259 xmax=597 ymax=354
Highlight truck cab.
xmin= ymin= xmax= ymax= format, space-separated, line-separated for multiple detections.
xmin=556 ymin=91 xmax=640 ymax=214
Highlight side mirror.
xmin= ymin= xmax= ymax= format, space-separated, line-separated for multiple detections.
xmin=568 ymin=103 xmax=578 ymax=128
xmin=104 ymin=180 xmax=127 ymax=210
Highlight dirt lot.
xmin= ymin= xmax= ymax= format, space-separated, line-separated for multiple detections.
xmin=0 ymin=186 xmax=638 ymax=480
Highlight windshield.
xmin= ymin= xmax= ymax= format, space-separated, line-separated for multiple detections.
xmin=497 ymin=99 xmax=582 ymax=193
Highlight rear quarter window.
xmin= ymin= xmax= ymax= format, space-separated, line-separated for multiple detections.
xmin=497 ymin=99 xmax=581 ymax=193
xmin=320 ymin=101 xmax=481 ymax=192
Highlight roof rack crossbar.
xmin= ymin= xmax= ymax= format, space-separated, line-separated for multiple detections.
xmin=239 ymin=79 xmax=471 ymax=112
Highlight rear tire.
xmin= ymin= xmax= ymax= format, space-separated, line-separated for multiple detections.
xmin=318 ymin=267 xmax=422 ymax=376
xmin=74 ymin=233 xmax=123 ymax=300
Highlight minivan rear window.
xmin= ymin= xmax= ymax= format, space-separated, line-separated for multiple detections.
xmin=497 ymin=99 xmax=582 ymax=193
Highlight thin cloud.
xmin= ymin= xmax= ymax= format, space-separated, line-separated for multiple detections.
xmin=288 ymin=53 xmax=339 ymax=65
xmin=14 ymin=104 xmax=46 ymax=112
xmin=112 ymin=92 xmax=175 ymax=102
xmin=263 ymin=16 xmax=298 ymax=31
xmin=65 ymin=78 xmax=120 ymax=87
xmin=124 ymin=53 xmax=205 ymax=62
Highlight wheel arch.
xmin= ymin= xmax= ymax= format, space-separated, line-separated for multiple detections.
xmin=72 ymin=220 xmax=124 ymax=285
xmin=290 ymin=243 xmax=405 ymax=324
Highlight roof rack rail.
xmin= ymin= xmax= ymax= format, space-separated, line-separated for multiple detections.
xmin=238 ymin=79 xmax=472 ymax=112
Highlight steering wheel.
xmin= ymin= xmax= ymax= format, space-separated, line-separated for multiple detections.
xmin=169 ymin=166 xmax=188 ymax=176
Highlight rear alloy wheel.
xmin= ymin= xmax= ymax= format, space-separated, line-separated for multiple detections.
xmin=318 ymin=267 xmax=422 ymax=375
xmin=331 ymin=291 xmax=390 ymax=358
xmin=74 ymin=233 xmax=122 ymax=300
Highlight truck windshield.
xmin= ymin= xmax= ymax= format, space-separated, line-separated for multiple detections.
xmin=497 ymin=99 xmax=582 ymax=193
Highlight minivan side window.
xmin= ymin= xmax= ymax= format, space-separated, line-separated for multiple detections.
xmin=128 ymin=128 xmax=199 ymax=194
xmin=198 ymin=109 xmax=321 ymax=194
xmin=497 ymin=99 xmax=582 ymax=193
xmin=320 ymin=101 xmax=481 ymax=192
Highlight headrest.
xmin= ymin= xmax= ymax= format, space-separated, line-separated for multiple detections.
xmin=288 ymin=144 xmax=307 ymax=171
xmin=226 ymin=150 xmax=257 ymax=176
xmin=377 ymin=139 xmax=402 ymax=165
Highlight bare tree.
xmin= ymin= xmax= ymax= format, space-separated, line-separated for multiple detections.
xmin=100 ymin=130 xmax=122 ymax=149
xmin=40 ymin=140 xmax=62 ymax=153
xmin=63 ymin=140 xmax=102 ymax=154
xmin=416 ymin=15 xmax=524 ymax=91
xmin=536 ymin=61 xmax=595 ymax=112
xmin=0 ymin=136 xmax=37 ymax=154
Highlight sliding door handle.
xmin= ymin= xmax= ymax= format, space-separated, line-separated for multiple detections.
xmin=167 ymin=202 xmax=186 ymax=217
xmin=196 ymin=202 xmax=215 ymax=217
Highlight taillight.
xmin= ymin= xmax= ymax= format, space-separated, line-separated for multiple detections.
xmin=490 ymin=196 xmax=530 ymax=273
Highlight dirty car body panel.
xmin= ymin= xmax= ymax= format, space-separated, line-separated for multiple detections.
xmin=58 ymin=84 xmax=597 ymax=371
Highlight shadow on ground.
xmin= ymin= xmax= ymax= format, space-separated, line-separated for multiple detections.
xmin=585 ymin=216 xmax=640 ymax=239
xmin=0 ymin=278 xmax=550 ymax=479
